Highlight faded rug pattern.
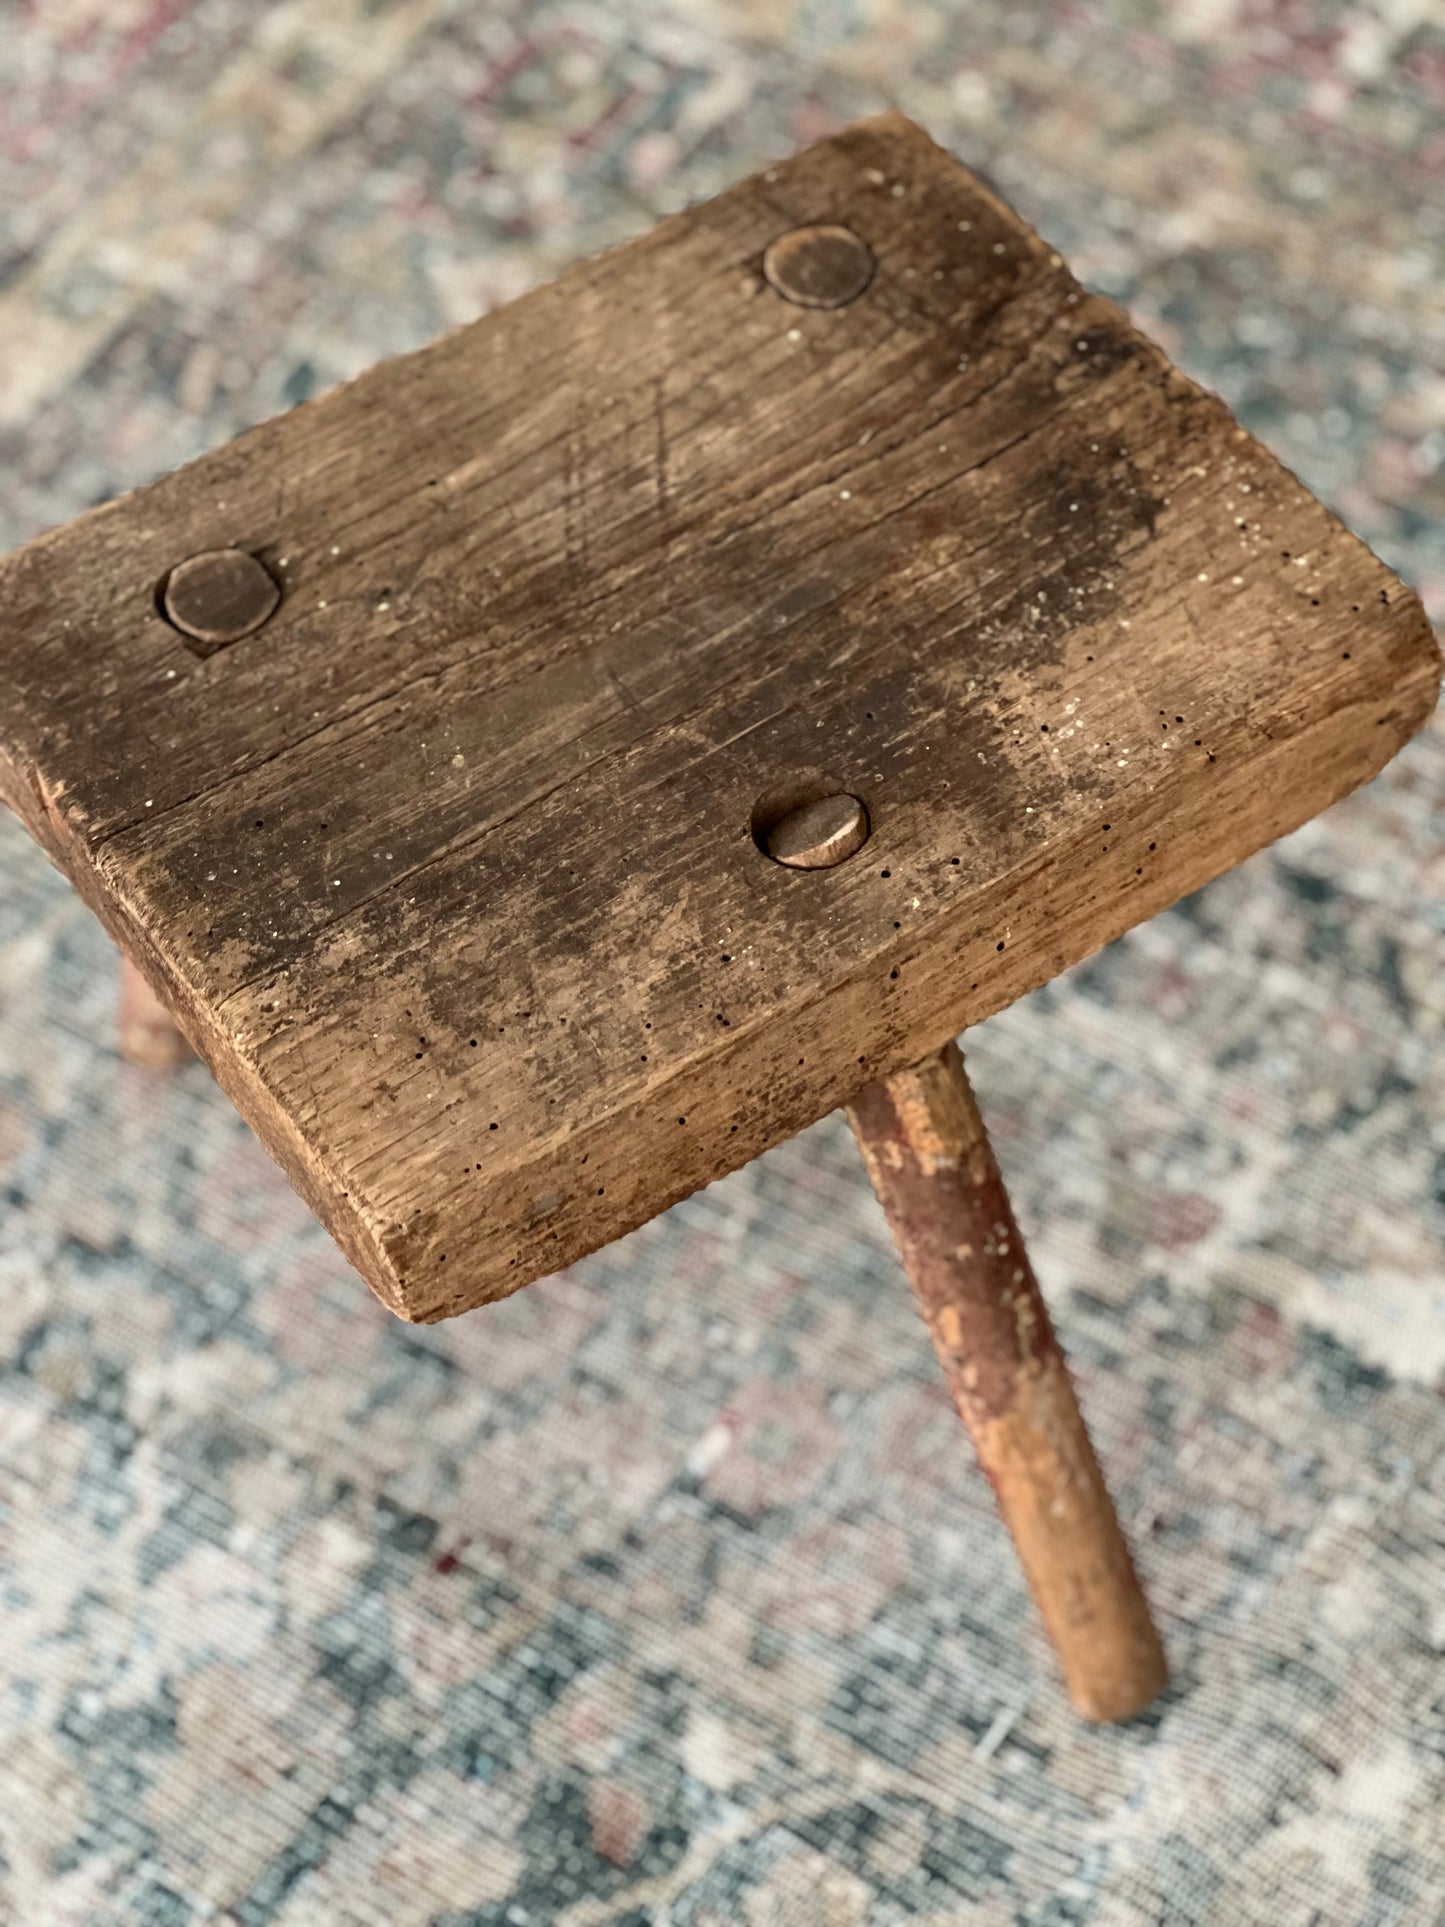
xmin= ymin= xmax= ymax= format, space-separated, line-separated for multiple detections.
xmin=1 ymin=5 xmax=1443 ymax=1924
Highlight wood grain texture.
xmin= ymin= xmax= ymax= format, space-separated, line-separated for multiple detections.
xmin=848 ymin=1042 xmax=1167 ymax=1723
xmin=0 ymin=114 xmax=1436 ymax=1319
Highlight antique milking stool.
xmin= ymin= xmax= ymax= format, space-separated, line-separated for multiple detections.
xmin=2 ymin=117 xmax=1436 ymax=1723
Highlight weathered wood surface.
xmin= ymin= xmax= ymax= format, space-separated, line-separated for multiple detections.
xmin=849 ymin=1043 xmax=1167 ymax=1723
xmin=0 ymin=114 xmax=1435 ymax=1319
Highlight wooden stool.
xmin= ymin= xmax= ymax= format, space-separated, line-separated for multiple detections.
xmin=2 ymin=116 xmax=1435 ymax=1722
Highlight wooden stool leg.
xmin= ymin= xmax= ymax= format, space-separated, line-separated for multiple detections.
xmin=847 ymin=1040 xmax=1166 ymax=1723
xmin=118 ymin=957 xmax=191 ymax=1068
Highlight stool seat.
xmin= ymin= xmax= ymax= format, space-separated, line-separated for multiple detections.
xmin=0 ymin=112 xmax=1435 ymax=1323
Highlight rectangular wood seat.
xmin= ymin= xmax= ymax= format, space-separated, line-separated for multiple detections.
xmin=0 ymin=113 xmax=1436 ymax=1324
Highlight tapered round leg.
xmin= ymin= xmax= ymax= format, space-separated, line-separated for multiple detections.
xmin=118 ymin=957 xmax=191 ymax=1068
xmin=847 ymin=1040 xmax=1166 ymax=1723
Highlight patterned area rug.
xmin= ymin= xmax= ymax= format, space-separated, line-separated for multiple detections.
xmin=1 ymin=5 xmax=1442 ymax=1923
